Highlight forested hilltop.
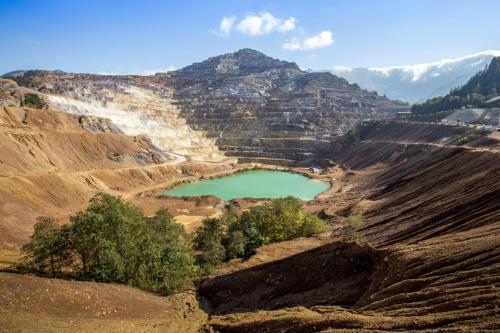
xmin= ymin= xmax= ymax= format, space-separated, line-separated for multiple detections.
xmin=412 ymin=56 xmax=500 ymax=117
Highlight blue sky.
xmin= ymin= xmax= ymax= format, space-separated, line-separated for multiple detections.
xmin=1 ymin=0 xmax=499 ymax=74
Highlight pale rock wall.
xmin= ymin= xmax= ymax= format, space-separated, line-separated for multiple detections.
xmin=43 ymin=81 xmax=226 ymax=162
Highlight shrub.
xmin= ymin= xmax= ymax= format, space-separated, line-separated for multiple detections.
xmin=21 ymin=193 xmax=198 ymax=295
xmin=22 ymin=93 xmax=47 ymax=109
xmin=344 ymin=120 xmax=388 ymax=142
xmin=454 ymin=132 xmax=481 ymax=145
xmin=194 ymin=217 xmax=226 ymax=272
xmin=195 ymin=196 xmax=327 ymax=266
xmin=300 ymin=214 xmax=327 ymax=236
xmin=344 ymin=205 xmax=366 ymax=245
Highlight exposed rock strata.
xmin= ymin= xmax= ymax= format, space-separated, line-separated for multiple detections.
xmin=0 ymin=105 xmax=233 ymax=248
xmin=7 ymin=49 xmax=408 ymax=165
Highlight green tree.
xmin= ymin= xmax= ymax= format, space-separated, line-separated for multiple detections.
xmin=194 ymin=217 xmax=226 ymax=272
xmin=194 ymin=197 xmax=327 ymax=264
xmin=20 ymin=217 xmax=70 ymax=277
xmin=224 ymin=230 xmax=247 ymax=259
xmin=21 ymin=193 xmax=198 ymax=295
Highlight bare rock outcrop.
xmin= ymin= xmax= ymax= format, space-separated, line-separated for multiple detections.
xmin=7 ymin=50 xmax=408 ymax=165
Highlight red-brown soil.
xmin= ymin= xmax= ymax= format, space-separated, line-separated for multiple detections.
xmin=1 ymin=108 xmax=499 ymax=332
xmin=0 ymin=106 xmax=234 ymax=250
xmin=0 ymin=272 xmax=207 ymax=333
xmin=200 ymin=123 xmax=500 ymax=332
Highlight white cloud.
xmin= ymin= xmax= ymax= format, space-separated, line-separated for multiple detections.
xmin=135 ymin=66 xmax=177 ymax=76
xmin=283 ymin=30 xmax=334 ymax=51
xmin=283 ymin=39 xmax=302 ymax=51
xmin=95 ymin=66 xmax=177 ymax=76
xmin=215 ymin=16 xmax=236 ymax=36
xmin=278 ymin=17 xmax=296 ymax=33
xmin=215 ymin=12 xmax=296 ymax=37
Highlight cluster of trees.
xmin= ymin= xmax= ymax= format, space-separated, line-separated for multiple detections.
xmin=412 ymin=57 xmax=500 ymax=115
xmin=21 ymin=193 xmax=326 ymax=294
xmin=344 ymin=120 xmax=389 ymax=142
xmin=21 ymin=193 xmax=198 ymax=295
xmin=194 ymin=197 xmax=326 ymax=272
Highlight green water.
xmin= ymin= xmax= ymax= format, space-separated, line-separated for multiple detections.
xmin=159 ymin=170 xmax=329 ymax=201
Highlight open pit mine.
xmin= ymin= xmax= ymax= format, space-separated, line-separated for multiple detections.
xmin=0 ymin=49 xmax=499 ymax=332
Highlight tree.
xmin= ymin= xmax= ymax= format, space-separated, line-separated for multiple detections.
xmin=194 ymin=217 xmax=226 ymax=272
xmin=224 ymin=230 xmax=247 ymax=259
xmin=195 ymin=196 xmax=327 ymax=264
xmin=20 ymin=217 xmax=70 ymax=277
xmin=21 ymin=193 xmax=199 ymax=295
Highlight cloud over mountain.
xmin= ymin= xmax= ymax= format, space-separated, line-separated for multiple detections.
xmin=330 ymin=50 xmax=500 ymax=103
xmin=283 ymin=31 xmax=334 ymax=51
xmin=214 ymin=12 xmax=296 ymax=37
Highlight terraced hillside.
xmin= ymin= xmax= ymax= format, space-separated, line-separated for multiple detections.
xmin=6 ymin=49 xmax=408 ymax=166
xmin=167 ymin=49 xmax=408 ymax=165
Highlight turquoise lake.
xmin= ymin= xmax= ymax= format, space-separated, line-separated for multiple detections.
xmin=159 ymin=170 xmax=329 ymax=201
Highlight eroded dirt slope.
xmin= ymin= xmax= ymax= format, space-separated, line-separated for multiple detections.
xmin=0 ymin=105 xmax=233 ymax=249
xmin=201 ymin=123 xmax=500 ymax=332
xmin=0 ymin=272 xmax=206 ymax=333
xmin=1 ymin=103 xmax=498 ymax=332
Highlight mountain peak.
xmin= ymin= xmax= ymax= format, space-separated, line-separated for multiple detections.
xmin=233 ymin=48 xmax=266 ymax=57
xmin=171 ymin=49 xmax=300 ymax=78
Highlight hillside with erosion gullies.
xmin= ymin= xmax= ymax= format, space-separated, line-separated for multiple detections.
xmin=199 ymin=121 xmax=500 ymax=332
xmin=0 ymin=50 xmax=499 ymax=332
xmin=0 ymin=78 xmax=236 ymax=250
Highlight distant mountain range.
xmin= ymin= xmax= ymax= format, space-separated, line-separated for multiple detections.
xmin=411 ymin=55 xmax=500 ymax=116
xmin=329 ymin=50 xmax=500 ymax=104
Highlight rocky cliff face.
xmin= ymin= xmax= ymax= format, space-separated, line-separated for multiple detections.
xmin=8 ymin=72 xmax=226 ymax=162
xmin=167 ymin=49 xmax=407 ymax=164
xmin=7 ymin=49 xmax=408 ymax=165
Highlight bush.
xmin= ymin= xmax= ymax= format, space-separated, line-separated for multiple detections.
xmin=300 ymin=214 xmax=327 ymax=237
xmin=344 ymin=120 xmax=388 ymax=142
xmin=194 ymin=217 xmax=226 ymax=273
xmin=195 ymin=197 xmax=327 ymax=268
xmin=22 ymin=93 xmax=47 ymax=109
xmin=21 ymin=193 xmax=198 ymax=295
xmin=344 ymin=205 xmax=366 ymax=245
xmin=454 ymin=132 xmax=481 ymax=145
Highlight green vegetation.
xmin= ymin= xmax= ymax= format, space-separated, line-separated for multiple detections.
xmin=454 ymin=132 xmax=482 ymax=145
xmin=194 ymin=197 xmax=326 ymax=272
xmin=343 ymin=204 xmax=366 ymax=245
xmin=412 ymin=57 xmax=500 ymax=117
xmin=22 ymin=93 xmax=47 ymax=109
xmin=21 ymin=194 xmax=327 ymax=292
xmin=21 ymin=193 xmax=198 ymax=295
xmin=344 ymin=120 xmax=389 ymax=142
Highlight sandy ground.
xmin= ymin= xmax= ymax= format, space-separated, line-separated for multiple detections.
xmin=0 ymin=272 xmax=207 ymax=333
